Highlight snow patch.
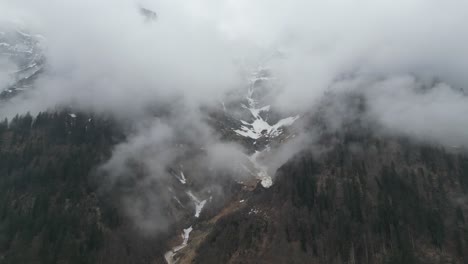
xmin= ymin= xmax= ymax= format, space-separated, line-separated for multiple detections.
xmin=171 ymin=169 xmax=187 ymax=184
xmin=187 ymin=191 xmax=207 ymax=218
xmin=164 ymin=226 xmax=193 ymax=264
xmin=234 ymin=86 xmax=298 ymax=140
xmin=172 ymin=196 xmax=185 ymax=208
xmin=234 ymin=114 xmax=299 ymax=140
xmin=179 ymin=171 xmax=187 ymax=184
xmin=195 ymin=200 xmax=206 ymax=218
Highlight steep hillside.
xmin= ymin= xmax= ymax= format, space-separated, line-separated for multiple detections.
xmin=192 ymin=134 xmax=468 ymax=264
xmin=0 ymin=108 xmax=467 ymax=264
xmin=0 ymin=112 xmax=174 ymax=264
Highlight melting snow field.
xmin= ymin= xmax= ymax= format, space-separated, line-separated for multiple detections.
xmin=178 ymin=171 xmax=187 ymax=184
xmin=234 ymin=71 xmax=299 ymax=188
xmin=234 ymin=107 xmax=298 ymax=140
xmin=171 ymin=169 xmax=187 ymax=185
xmin=164 ymin=226 xmax=193 ymax=264
xmin=187 ymin=191 xmax=207 ymax=218
xmin=164 ymin=192 xmax=206 ymax=263
xmin=162 ymin=69 xmax=296 ymax=263
xmin=234 ymin=86 xmax=298 ymax=140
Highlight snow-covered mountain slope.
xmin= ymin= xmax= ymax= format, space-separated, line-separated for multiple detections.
xmin=234 ymin=89 xmax=298 ymax=140
xmin=232 ymin=69 xmax=299 ymax=188
xmin=0 ymin=24 xmax=45 ymax=99
xmin=232 ymin=69 xmax=299 ymax=142
xmin=160 ymin=70 xmax=302 ymax=263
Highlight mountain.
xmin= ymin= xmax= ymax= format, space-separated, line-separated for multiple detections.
xmin=192 ymin=135 xmax=468 ymax=264
xmin=0 ymin=24 xmax=45 ymax=100
xmin=0 ymin=85 xmax=467 ymax=264
xmin=1 ymin=2 xmax=468 ymax=264
xmin=167 ymin=92 xmax=468 ymax=264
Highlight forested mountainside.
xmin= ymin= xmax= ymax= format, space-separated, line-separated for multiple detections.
xmin=2 ymin=1 xmax=468 ymax=264
xmin=0 ymin=112 xmax=173 ymax=264
xmin=193 ymin=134 xmax=468 ymax=264
xmin=0 ymin=112 xmax=467 ymax=264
